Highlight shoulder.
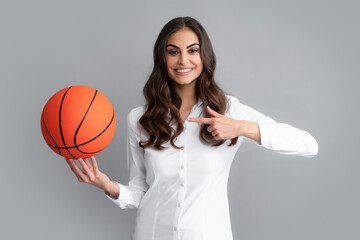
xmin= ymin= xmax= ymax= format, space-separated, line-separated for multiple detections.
xmin=126 ymin=105 xmax=146 ymax=135
xmin=225 ymin=94 xmax=240 ymax=104
xmin=224 ymin=94 xmax=264 ymax=120
xmin=127 ymin=105 xmax=145 ymax=121
xmin=224 ymin=94 xmax=242 ymax=114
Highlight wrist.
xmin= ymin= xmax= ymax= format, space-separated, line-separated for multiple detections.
xmin=104 ymin=180 xmax=120 ymax=199
xmin=104 ymin=180 xmax=115 ymax=193
xmin=236 ymin=120 xmax=247 ymax=137
xmin=242 ymin=121 xmax=261 ymax=143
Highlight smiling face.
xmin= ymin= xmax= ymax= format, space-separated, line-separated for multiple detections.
xmin=166 ymin=27 xmax=203 ymax=87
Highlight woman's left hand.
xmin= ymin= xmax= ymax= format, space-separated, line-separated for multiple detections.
xmin=187 ymin=105 xmax=246 ymax=140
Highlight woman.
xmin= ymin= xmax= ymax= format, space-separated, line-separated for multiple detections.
xmin=66 ymin=16 xmax=318 ymax=240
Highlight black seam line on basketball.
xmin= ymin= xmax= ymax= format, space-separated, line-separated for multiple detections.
xmin=42 ymin=112 xmax=61 ymax=155
xmin=59 ymin=86 xmax=76 ymax=159
xmin=73 ymin=89 xmax=98 ymax=154
xmin=73 ymin=110 xmax=115 ymax=154
xmin=45 ymin=144 xmax=105 ymax=154
xmin=77 ymin=147 xmax=104 ymax=155
xmin=47 ymin=110 xmax=115 ymax=151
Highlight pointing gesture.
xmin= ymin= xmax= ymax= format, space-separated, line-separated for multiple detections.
xmin=187 ymin=105 xmax=246 ymax=140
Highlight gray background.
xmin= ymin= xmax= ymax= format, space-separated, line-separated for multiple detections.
xmin=1 ymin=0 xmax=359 ymax=239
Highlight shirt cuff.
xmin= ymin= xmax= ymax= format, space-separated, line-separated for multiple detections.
xmin=104 ymin=182 xmax=137 ymax=209
xmin=257 ymin=121 xmax=271 ymax=148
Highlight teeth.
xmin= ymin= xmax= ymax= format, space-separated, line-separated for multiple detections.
xmin=176 ymin=68 xmax=192 ymax=73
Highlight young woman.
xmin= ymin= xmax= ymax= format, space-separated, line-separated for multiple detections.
xmin=66 ymin=16 xmax=318 ymax=240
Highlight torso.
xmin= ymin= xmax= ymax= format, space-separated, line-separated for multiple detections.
xmin=180 ymin=107 xmax=193 ymax=124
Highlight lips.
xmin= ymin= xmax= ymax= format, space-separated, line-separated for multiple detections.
xmin=174 ymin=67 xmax=193 ymax=76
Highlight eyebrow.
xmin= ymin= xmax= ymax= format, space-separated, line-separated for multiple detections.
xmin=166 ymin=43 xmax=200 ymax=49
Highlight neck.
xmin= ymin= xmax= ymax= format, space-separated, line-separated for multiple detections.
xmin=173 ymin=81 xmax=198 ymax=108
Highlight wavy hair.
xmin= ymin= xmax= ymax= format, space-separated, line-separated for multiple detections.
xmin=138 ymin=16 xmax=239 ymax=150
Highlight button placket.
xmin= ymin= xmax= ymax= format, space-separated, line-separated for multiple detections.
xmin=173 ymin=134 xmax=187 ymax=239
xmin=173 ymin=122 xmax=190 ymax=239
xmin=183 ymin=101 xmax=200 ymax=128
xmin=179 ymin=148 xmax=186 ymax=188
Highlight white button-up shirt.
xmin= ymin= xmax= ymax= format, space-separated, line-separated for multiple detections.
xmin=105 ymin=95 xmax=318 ymax=240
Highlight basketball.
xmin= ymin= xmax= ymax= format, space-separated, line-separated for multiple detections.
xmin=41 ymin=85 xmax=116 ymax=159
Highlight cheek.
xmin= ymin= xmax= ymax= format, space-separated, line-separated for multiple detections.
xmin=196 ymin=59 xmax=203 ymax=70
xmin=193 ymin=56 xmax=203 ymax=67
xmin=166 ymin=56 xmax=175 ymax=68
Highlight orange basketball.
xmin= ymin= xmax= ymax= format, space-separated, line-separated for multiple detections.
xmin=41 ymin=85 xmax=116 ymax=159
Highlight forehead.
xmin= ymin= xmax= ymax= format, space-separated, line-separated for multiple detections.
xmin=167 ymin=27 xmax=200 ymax=46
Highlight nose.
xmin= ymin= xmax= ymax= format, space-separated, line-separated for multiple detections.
xmin=178 ymin=52 xmax=189 ymax=65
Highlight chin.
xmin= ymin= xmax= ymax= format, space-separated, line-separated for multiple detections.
xmin=174 ymin=78 xmax=196 ymax=85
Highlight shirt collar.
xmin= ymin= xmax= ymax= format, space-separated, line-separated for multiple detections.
xmin=191 ymin=97 xmax=203 ymax=115
xmin=196 ymin=97 xmax=203 ymax=107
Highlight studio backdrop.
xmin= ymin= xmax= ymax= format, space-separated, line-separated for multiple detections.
xmin=0 ymin=0 xmax=359 ymax=240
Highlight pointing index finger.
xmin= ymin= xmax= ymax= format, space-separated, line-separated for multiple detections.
xmin=187 ymin=117 xmax=213 ymax=124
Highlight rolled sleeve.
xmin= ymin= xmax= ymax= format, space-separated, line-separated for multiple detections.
xmin=226 ymin=95 xmax=318 ymax=158
xmin=257 ymin=120 xmax=318 ymax=158
xmin=104 ymin=182 xmax=135 ymax=208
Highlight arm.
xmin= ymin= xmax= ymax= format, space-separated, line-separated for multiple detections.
xmin=237 ymin=120 xmax=261 ymax=144
xmin=228 ymin=96 xmax=318 ymax=158
xmin=104 ymin=180 xmax=119 ymax=199
xmin=104 ymin=108 xmax=149 ymax=208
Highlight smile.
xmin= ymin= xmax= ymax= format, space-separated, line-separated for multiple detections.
xmin=175 ymin=68 xmax=193 ymax=73
xmin=174 ymin=68 xmax=194 ymax=76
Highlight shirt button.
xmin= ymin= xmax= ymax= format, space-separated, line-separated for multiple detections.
xmin=181 ymin=183 xmax=185 ymax=187
xmin=180 ymin=165 xmax=184 ymax=170
xmin=177 ymin=203 xmax=182 ymax=207
xmin=174 ymin=227 xmax=177 ymax=232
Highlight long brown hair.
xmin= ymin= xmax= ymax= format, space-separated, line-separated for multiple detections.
xmin=139 ymin=16 xmax=239 ymax=150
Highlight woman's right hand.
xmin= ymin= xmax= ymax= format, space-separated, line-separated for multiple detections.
xmin=65 ymin=156 xmax=111 ymax=191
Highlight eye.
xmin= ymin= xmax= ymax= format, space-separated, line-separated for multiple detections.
xmin=168 ymin=50 xmax=178 ymax=55
xmin=189 ymin=48 xmax=199 ymax=54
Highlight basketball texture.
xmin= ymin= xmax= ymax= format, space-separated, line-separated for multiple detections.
xmin=41 ymin=86 xmax=116 ymax=159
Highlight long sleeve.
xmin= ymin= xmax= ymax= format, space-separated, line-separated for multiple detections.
xmin=227 ymin=96 xmax=318 ymax=158
xmin=104 ymin=108 xmax=149 ymax=209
